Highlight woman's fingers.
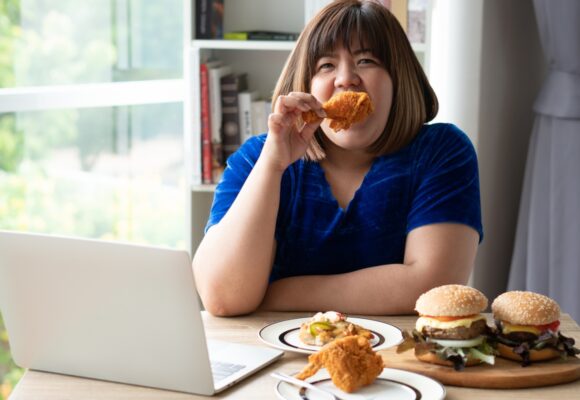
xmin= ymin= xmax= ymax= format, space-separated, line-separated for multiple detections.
xmin=275 ymin=92 xmax=325 ymax=118
xmin=264 ymin=93 xmax=325 ymax=169
xmin=268 ymin=112 xmax=295 ymax=130
xmin=287 ymin=92 xmax=325 ymax=113
xmin=299 ymin=120 xmax=319 ymax=143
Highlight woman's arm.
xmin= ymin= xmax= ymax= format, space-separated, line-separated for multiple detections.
xmin=259 ymin=223 xmax=479 ymax=315
xmin=192 ymin=93 xmax=324 ymax=317
xmin=192 ymin=158 xmax=282 ymax=317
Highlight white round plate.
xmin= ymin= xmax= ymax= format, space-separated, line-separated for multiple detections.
xmin=275 ymin=368 xmax=446 ymax=400
xmin=258 ymin=317 xmax=403 ymax=354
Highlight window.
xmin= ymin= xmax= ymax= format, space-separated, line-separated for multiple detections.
xmin=0 ymin=1 xmax=184 ymax=396
xmin=0 ymin=103 xmax=185 ymax=246
xmin=2 ymin=0 xmax=183 ymax=87
xmin=0 ymin=0 xmax=185 ymax=247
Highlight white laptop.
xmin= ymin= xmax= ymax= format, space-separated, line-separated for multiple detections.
xmin=0 ymin=230 xmax=283 ymax=395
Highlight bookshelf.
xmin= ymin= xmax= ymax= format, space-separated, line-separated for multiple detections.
xmin=192 ymin=40 xmax=296 ymax=51
xmin=185 ymin=0 xmax=431 ymax=253
xmin=185 ymin=0 xmax=305 ymax=253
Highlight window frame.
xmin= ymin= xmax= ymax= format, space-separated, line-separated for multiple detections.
xmin=0 ymin=80 xmax=183 ymax=112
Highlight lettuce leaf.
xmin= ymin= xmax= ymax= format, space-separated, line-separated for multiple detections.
xmin=493 ymin=329 xmax=580 ymax=366
xmin=401 ymin=329 xmax=496 ymax=371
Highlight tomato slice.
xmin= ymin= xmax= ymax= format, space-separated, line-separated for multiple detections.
xmin=422 ymin=314 xmax=477 ymax=322
xmin=536 ymin=320 xmax=560 ymax=332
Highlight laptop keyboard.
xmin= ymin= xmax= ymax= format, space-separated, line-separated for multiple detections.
xmin=211 ymin=360 xmax=246 ymax=382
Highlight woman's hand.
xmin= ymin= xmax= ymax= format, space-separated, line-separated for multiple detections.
xmin=261 ymin=92 xmax=325 ymax=172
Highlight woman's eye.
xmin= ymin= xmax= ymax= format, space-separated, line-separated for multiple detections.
xmin=318 ymin=62 xmax=334 ymax=70
xmin=358 ymin=58 xmax=377 ymax=65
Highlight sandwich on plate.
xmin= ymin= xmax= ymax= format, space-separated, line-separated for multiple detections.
xmin=299 ymin=311 xmax=373 ymax=346
xmin=491 ymin=290 xmax=580 ymax=366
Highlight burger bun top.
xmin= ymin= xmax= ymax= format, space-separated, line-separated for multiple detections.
xmin=415 ymin=284 xmax=488 ymax=317
xmin=491 ymin=291 xmax=560 ymax=326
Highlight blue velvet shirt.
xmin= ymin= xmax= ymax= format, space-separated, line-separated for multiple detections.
xmin=205 ymin=123 xmax=483 ymax=282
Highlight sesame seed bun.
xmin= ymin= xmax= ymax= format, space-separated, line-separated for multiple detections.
xmin=496 ymin=343 xmax=560 ymax=362
xmin=491 ymin=291 xmax=560 ymax=326
xmin=415 ymin=284 xmax=488 ymax=317
xmin=415 ymin=349 xmax=483 ymax=367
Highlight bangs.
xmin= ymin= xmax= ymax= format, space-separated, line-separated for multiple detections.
xmin=274 ymin=0 xmax=437 ymax=160
xmin=305 ymin=2 xmax=392 ymax=81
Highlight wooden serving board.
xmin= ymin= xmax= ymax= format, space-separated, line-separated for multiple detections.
xmin=379 ymin=347 xmax=580 ymax=389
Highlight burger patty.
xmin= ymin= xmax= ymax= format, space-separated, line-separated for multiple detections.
xmin=422 ymin=319 xmax=487 ymax=340
xmin=502 ymin=331 xmax=538 ymax=343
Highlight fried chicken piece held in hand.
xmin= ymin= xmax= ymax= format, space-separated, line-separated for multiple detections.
xmin=302 ymin=91 xmax=374 ymax=132
xmin=295 ymin=335 xmax=384 ymax=393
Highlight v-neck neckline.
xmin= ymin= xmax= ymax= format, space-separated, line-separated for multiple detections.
xmin=315 ymin=157 xmax=380 ymax=214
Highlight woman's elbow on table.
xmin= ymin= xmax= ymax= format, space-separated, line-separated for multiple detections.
xmin=193 ymin=265 xmax=267 ymax=316
xmin=200 ymin=293 xmax=260 ymax=317
xmin=193 ymin=270 xmax=261 ymax=317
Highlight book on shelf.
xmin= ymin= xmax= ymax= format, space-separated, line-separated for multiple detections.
xmin=223 ymin=30 xmax=299 ymax=41
xmin=251 ymin=100 xmax=270 ymax=136
xmin=199 ymin=61 xmax=215 ymax=184
xmin=208 ymin=63 xmax=233 ymax=182
xmin=238 ymin=91 xmax=260 ymax=143
xmin=382 ymin=0 xmax=408 ymax=32
xmin=195 ymin=0 xmax=224 ymax=39
xmin=221 ymin=73 xmax=248 ymax=161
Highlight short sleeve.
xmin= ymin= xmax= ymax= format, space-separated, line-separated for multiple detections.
xmin=406 ymin=124 xmax=483 ymax=241
xmin=204 ymin=135 xmax=266 ymax=233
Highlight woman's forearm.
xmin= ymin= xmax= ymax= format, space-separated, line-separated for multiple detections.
xmin=193 ymin=92 xmax=324 ymax=317
xmin=193 ymin=158 xmax=283 ymax=316
xmin=259 ymin=264 xmax=453 ymax=315
xmin=258 ymin=264 xmax=419 ymax=315
xmin=260 ymin=224 xmax=478 ymax=315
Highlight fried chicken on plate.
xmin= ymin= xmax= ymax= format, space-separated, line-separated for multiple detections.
xmin=302 ymin=91 xmax=374 ymax=131
xmin=295 ymin=335 xmax=384 ymax=393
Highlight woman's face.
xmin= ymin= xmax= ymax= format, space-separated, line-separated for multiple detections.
xmin=310 ymin=41 xmax=393 ymax=151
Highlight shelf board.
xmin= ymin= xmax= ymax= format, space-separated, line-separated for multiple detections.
xmin=192 ymin=39 xmax=295 ymax=51
xmin=192 ymin=184 xmax=217 ymax=193
xmin=193 ymin=39 xmax=424 ymax=54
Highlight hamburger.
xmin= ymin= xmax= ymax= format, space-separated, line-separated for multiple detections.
xmin=398 ymin=284 xmax=495 ymax=371
xmin=491 ymin=291 xmax=580 ymax=366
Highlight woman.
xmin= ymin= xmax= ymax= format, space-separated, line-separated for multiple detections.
xmin=193 ymin=0 xmax=483 ymax=316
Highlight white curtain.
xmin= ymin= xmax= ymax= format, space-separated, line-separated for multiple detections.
xmin=508 ymin=0 xmax=580 ymax=321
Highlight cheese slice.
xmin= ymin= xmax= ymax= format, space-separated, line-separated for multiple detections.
xmin=501 ymin=322 xmax=541 ymax=336
xmin=416 ymin=314 xmax=486 ymax=331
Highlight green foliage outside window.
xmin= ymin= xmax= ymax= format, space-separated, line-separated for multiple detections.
xmin=1 ymin=2 xmax=24 ymax=395
xmin=0 ymin=0 xmax=18 ymax=88
xmin=0 ymin=313 xmax=23 ymax=400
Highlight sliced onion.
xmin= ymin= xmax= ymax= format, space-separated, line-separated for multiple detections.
xmin=469 ymin=347 xmax=495 ymax=365
xmin=429 ymin=336 xmax=484 ymax=348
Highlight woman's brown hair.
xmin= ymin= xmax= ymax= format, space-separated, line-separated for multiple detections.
xmin=271 ymin=0 xmax=438 ymax=160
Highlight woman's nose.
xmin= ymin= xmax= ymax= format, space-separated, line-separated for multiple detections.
xmin=334 ymin=64 xmax=361 ymax=88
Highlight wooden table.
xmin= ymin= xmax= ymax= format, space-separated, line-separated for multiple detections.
xmin=9 ymin=312 xmax=580 ymax=399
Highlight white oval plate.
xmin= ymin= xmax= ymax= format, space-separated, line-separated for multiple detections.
xmin=275 ymin=368 xmax=446 ymax=400
xmin=259 ymin=317 xmax=403 ymax=354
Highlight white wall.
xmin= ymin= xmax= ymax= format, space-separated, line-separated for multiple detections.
xmin=429 ymin=0 xmax=484 ymax=144
xmin=429 ymin=0 xmax=546 ymax=303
